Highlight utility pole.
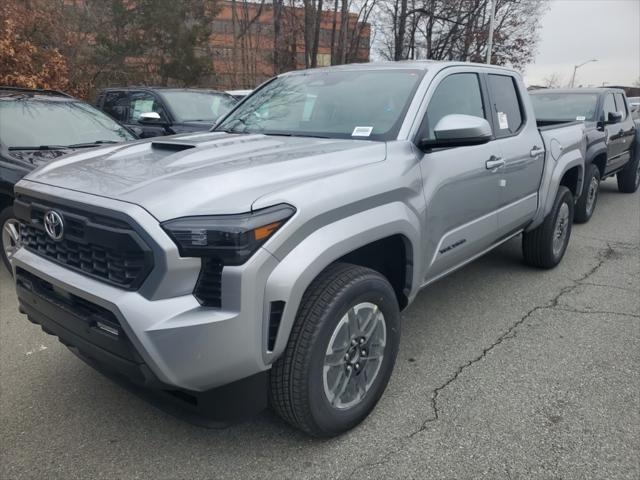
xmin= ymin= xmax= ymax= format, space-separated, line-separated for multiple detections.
xmin=486 ymin=0 xmax=496 ymax=64
xmin=570 ymin=59 xmax=598 ymax=88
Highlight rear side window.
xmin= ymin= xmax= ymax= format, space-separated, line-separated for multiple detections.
xmin=102 ymin=91 xmax=130 ymax=122
xmin=614 ymin=93 xmax=628 ymax=119
xmin=487 ymin=74 xmax=524 ymax=137
xmin=421 ymin=73 xmax=485 ymax=141
xmin=602 ymin=94 xmax=616 ymax=120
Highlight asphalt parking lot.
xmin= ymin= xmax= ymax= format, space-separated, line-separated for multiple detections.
xmin=1 ymin=178 xmax=638 ymax=480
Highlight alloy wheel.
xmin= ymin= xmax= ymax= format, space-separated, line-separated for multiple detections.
xmin=322 ymin=302 xmax=387 ymax=410
xmin=2 ymin=218 xmax=21 ymax=265
xmin=552 ymin=202 xmax=570 ymax=257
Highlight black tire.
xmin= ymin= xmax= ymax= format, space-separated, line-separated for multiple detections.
xmin=269 ymin=263 xmax=400 ymax=437
xmin=522 ymin=186 xmax=574 ymax=269
xmin=616 ymin=147 xmax=640 ymax=193
xmin=574 ymin=163 xmax=600 ymax=223
xmin=0 ymin=205 xmax=19 ymax=275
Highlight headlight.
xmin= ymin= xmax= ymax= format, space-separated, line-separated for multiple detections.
xmin=161 ymin=204 xmax=295 ymax=265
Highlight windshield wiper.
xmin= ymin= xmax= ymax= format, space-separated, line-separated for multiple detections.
xmin=216 ymin=117 xmax=249 ymax=134
xmin=8 ymin=145 xmax=69 ymax=151
xmin=66 ymin=140 xmax=120 ymax=148
xmin=261 ymin=132 xmax=330 ymax=139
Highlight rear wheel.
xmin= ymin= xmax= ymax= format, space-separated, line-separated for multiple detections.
xmin=574 ymin=163 xmax=600 ymax=223
xmin=522 ymin=186 xmax=573 ymax=269
xmin=616 ymin=148 xmax=640 ymax=193
xmin=269 ymin=263 xmax=400 ymax=437
xmin=1 ymin=205 xmax=20 ymax=275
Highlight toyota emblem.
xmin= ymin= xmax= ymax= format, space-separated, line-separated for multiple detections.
xmin=44 ymin=210 xmax=64 ymax=241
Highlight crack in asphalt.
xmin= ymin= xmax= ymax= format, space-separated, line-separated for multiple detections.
xmin=579 ymin=282 xmax=639 ymax=293
xmin=343 ymin=244 xmax=621 ymax=477
xmin=552 ymin=307 xmax=640 ymax=318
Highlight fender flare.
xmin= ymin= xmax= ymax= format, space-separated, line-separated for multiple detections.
xmin=585 ymin=141 xmax=607 ymax=172
xmin=527 ymin=155 xmax=584 ymax=231
xmin=261 ymin=201 xmax=421 ymax=364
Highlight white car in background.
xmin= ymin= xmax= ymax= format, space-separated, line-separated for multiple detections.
xmin=225 ymin=89 xmax=253 ymax=101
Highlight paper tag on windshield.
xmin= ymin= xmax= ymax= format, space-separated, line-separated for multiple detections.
xmin=576 ymin=115 xmax=586 ymax=121
xmin=352 ymin=126 xmax=373 ymax=137
xmin=497 ymin=112 xmax=509 ymax=130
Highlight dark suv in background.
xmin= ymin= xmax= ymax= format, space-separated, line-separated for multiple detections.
xmin=531 ymin=88 xmax=638 ymax=222
xmin=96 ymin=87 xmax=237 ymax=138
xmin=0 ymin=87 xmax=136 ymax=272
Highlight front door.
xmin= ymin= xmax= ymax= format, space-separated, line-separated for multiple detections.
xmin=415 ymin=71 xmax=502 ymax=284
xmin=128 ymin=91 xmax=171 ymax=138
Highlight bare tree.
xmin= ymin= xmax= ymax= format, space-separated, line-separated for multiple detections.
xmin=376 ymin=0 xmax=548 ymax=70
xmin=543 ymin=72 xmax=562 ymax=88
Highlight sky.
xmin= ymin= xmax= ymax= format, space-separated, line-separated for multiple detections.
xmin=523 ymin=0 xmax=640 ymax=87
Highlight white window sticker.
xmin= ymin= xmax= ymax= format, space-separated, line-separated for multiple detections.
xmin=576 ymin=115 xmax=586 ymax=121
xmin=352 ymin=126 xmax=373 ymax=137
xmin=497 ymin=112 xmax=509 ymax=130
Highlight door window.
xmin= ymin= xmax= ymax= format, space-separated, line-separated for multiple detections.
xmin=487 ymin=74 xmax=524 ymax=137
xmin=129 ymin=92 xmax=167 ymax=123
xmin=102 ymin=91 xmax=130 ymax=122
xmin=421 ymin=73 xmax=485 ymax=141
xmin=614 ymin=94 xmax=628 ymax=120
xmin=602 ymin=94 xmax=616 ymax=121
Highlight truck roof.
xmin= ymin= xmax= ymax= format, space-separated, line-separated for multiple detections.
xmin=280 ymin=60 xmax=519 ymax=76
xmin=530 ymin=87 xmax=626 ymax=95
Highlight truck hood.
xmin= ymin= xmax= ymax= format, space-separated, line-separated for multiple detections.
xmin=24 ymin=132 xmax=386 ymax=220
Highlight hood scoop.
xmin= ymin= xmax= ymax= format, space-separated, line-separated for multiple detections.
xmin=151 ymin=141 xmax=197 ymax=152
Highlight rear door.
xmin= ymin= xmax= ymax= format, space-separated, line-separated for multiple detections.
xmin=601 ymin=92 xmax=625 ymax=172
xmin=486 ymin=73 xmax=544 ymax=236
xmin=613 ymin=93 xmax=635 ymax=168
xmin=415 ymin=70 xmax=503 ymax=283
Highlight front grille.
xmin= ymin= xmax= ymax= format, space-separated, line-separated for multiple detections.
xmin=15 ymin=196 xmax=153 ymax=290
xmin=194 ymin=257 xmax=223 ymax=307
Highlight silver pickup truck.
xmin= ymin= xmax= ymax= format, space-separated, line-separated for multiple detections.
xmin=11 ymin=62 xmax=586 ymax=437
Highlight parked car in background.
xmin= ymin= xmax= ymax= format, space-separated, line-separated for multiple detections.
xmin=530 ymin=88 xmax=638 ymax=223
xmin=225 ymin=89 xmax=253 ymax=101
xmin=12 ymin=62 xmax=586 ymax=436
xmin=628 ymin=96 xmax=640 ymax=121
xmin=96 ymin=87 xmax=237 ymax=138
xmin=0 ymin=87 xmax=136 ymax=272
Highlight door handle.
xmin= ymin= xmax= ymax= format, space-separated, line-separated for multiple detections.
xmin=486 ymin=156 xmax=505 ymax=170
xmin=530 ymin=146 xmax=544 ymax=157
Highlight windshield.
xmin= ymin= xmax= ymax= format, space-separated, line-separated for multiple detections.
xmin=530 ymin=93 xmax=599 ymax=121
xmin=0 ymin=100 xmax=134 ymax=149
xmin=160 ymin=90 xmax=237 ymax=122
xmin=215 ymin=69 xmax=424 ymax=141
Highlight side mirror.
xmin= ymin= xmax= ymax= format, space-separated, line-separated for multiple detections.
xmin=605 ymin=111 xmax=623 ymax=124
xmin=418 ymin=114 xmax=492 ymax=150
xmin=138 ymin=111 xmax=165 ymax=125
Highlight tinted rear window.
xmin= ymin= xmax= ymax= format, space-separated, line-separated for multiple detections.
xmin=530 ymin=93 xmax=599 ymax=122
xmin=487 ymin=74 xmax=524 ymax=137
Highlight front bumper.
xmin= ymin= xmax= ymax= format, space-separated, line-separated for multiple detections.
xmin=13 ymin=246 xmax=278 ymax=393
xmin=12 ymin=182 xmax=280 ymax=396
xmin=16 ymin=264 xmax=268 ymax=421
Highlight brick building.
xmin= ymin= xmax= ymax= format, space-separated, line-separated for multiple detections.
xmin=209 ymin=1 xmax=371 ymax=89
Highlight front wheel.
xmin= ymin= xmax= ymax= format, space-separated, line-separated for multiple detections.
xmin=269 ymin=263 xmax=400 ymax=437
xmin=1 ymin=205 xmax=20 ymax=275
xmin=522 ymin=186 xmax=574 ymax=269
xmin=574 ymin=163 xmax=600 ymax=223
